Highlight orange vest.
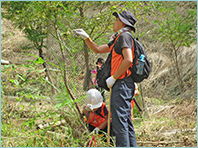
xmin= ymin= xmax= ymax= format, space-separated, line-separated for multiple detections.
xmin=84 ymin=102 xmax=106 ymax=128
xmin=110 ymin=33 xmax=135 ymax=79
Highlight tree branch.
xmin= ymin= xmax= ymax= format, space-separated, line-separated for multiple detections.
xmin=53 ymin=16 xmax=83 ymax=118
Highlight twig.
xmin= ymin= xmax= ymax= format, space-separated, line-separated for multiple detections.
xmin=57 ymin=126 xmax=70 ymax=147
xmin=34 ymin=137 xmax=36 ymax=147
xmin=1 ymin=49 xmax=8 ymax=53
xmin=37 ymin=119 xmax=66 ymax=129
xmin=162 ymin=128 xmax=197 ymax=136
xmin=1 ymin=136 xmax=35 ymax=140
xmin=1 ymin=59 xmax=9 ymax=65
xmin=156 ymin=126 xmax=164 ymax=135
xmin=153 ymin=106 xmax=172 ymax=115
xmin=44 ymin=138 xmax=47 ymax=147
xmin=137 ymin=140 xmax=182 ymax=144
xmin=9 ymin=141 xmax=14 ymax=147
xmin=47 ymin=136 xmax=56 ymax=147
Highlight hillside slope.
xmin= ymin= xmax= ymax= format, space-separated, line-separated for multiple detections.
xmin=1 ymin=14 xmax=197 ymax=100
xmin=1 ymin=4 xmax=197 ymax=147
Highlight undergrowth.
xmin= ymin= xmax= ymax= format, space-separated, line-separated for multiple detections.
xmin=1 ymin=91 xmax=197 ymax=147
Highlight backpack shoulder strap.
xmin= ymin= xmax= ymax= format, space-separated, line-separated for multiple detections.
xmin=109 ymin=33 xmax=122 ymax=52
xmin=94 ymin=111 xmax=105 ymax=119
xmin=93 ymin=103 xmax=105 ymax=118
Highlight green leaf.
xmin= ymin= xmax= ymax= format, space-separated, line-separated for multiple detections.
xmin=55 ymin=103 xmax=63 ymax=108
xmin=19 ymin=104 xmax=25 ymax=111
xmin=17 ymin=74 xmax=25 ymax=81
xmin=9 ymin=79 xmax=14 ymax=83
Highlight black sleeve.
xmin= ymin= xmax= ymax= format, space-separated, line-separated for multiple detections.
xmin=114 ymin=32 xmax=133 ymax=55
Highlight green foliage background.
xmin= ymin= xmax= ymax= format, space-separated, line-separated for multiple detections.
xmin=1 ymin=1 xmax=197 ymax=147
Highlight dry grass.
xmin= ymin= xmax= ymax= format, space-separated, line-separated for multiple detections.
xmin=134 ymin=98 xmax=197 ymax=147
xmin=1 ymin=3 xmax=197 ymax=147
xmin=2 ymin=94 xmax=197 ymax=147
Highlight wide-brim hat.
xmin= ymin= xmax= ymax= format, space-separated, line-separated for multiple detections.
xmin=113 ymin=10 xmax=136 ymax=32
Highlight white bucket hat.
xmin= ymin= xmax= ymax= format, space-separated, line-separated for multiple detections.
xmin=86 ymin=89 xmax=103 ymax=109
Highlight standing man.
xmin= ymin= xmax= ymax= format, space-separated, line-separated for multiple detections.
xmin=74 ymin=10 xmax=137 ymax=147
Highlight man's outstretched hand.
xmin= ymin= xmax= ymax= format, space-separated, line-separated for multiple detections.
xmin=73 ymin=29 xmax=89 ymax=40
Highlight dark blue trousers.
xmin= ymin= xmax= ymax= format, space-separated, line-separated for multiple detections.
xmin=111 ymin=77 xmax=137 ymax=147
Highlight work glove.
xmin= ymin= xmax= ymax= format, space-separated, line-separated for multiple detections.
xmin=106 ymin=75 xmax=116 ymax=88
xmin=73 ymin=29 xmax=89 ymax=40
xmin=85 ymin=104 xmax=93 ymax=111
xmin=92 ymin=127 xmax=100 ymax=134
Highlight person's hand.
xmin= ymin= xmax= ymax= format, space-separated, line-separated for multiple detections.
xmin=92 ymin=127 xmax=100 ymax=134
xmin=134 ymin=89 xmax=140 ymax=96
xmin=73 ymin=29 xmax=89 ymax=40
xmin=85 ymin=104 xmax=93 ymax=111
xmin=106 ymin=75 xmax=116 ymax=88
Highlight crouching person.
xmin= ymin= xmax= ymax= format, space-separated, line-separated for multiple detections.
xmin=83 ymin=89 xmax=113 ymax=139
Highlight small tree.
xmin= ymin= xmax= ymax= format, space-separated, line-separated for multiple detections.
xmin=153 ymin=2 xmax=197 ymax=90
xmin=2 ymin=1 xmax=66 ymax=94
xmin=71 ymin=1 xmax=116 ymax=91
xmin=72 ymin=1 xmax=153 ymax=90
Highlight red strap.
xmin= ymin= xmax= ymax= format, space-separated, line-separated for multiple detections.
xmin=93 ymin=135 xmax=96 ymax=147
xmin=88 ymin=134 xmax=97 ymax=147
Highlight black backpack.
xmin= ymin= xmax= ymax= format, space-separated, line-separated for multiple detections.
xmin=129 ymin=34 xmax=151 ymax=83
xmin=96 ymin=32 xmax=151 ymax=91
xmin=96 ymin=50 xmax=112 ymax=91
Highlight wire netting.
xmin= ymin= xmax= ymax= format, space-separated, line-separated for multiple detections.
xmin=46 ymin=29 xmax=109 ymax=107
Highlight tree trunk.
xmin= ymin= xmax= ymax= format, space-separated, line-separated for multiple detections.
xmin=53 ymin=19 xmax=83 ymax=119
xmin=83 ymin=42 xmax=93 ymax=91
xmin=79 ymin=7 xmax=93 ymax=91
xmin=38 ymin=47 xmax=56 ymax=94
xmin=173 ymin=49 xmax=184 ymax=91
xmin=140 ymin=83 xmax=149 ymax=118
